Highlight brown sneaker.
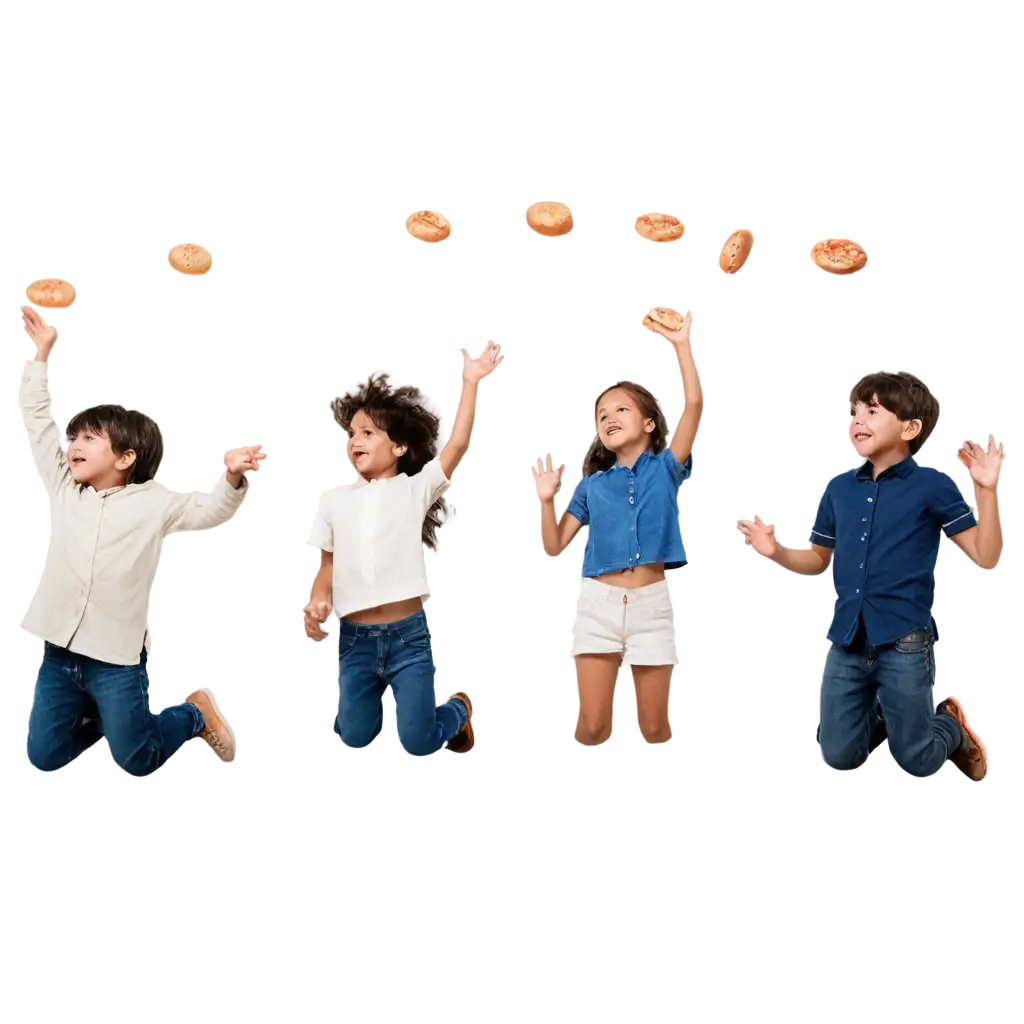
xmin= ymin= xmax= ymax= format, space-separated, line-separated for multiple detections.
xmin=186 ymin=688 xmax=236 ymax=762
xmin=446 ymin=692 xmax=474 ymax=753
xmin=936 ymin=697 xmax=987 ymax=781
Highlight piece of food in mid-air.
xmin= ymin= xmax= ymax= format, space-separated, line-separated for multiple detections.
xmin=24 ymin=274 xmax=75 ymax=309
xmin=403 ymin=208 xmax=452 ymax=244
xmin=528 ymin=198 xmax=577 ymax=234
xmin=164 ymin=237 xmax=215 ymax=274
xmin=811 ymin=238 xmax=867 ymax=275
xmin=720 ymin=225 xmax=753 ymax=276
xmin=630 ymin=209 xmax=688 ymax=245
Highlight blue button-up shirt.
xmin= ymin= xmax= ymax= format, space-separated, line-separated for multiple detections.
xmin=567 ymin=449 xmax=692 ymax=577
xmin=810 ymin=456 xmax=976 ymax=647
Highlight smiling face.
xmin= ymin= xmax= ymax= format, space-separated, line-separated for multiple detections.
xmin=849 ymin=393 xmax=921 ymax=462
xmin=67 ymin=427 xmax=135 ymax=489
xmin=596 ymin=387 xmax=655 ymax=455
xmin=347 ymin=409 xmax=406 ymax=479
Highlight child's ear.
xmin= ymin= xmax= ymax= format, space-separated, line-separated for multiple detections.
xmin=903 ymin=418 xmax=923 ymax=442
xmin=116 ymin=450 xmax=137 ymax=470
xmin=644 ymin=419 xmax=656 ymax=434
xmin=395 ymin=445 xmax=408 ymax=457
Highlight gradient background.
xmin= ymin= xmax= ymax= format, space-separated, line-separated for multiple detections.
xmin=2 ymin=9 xmax=1024 ymax=1024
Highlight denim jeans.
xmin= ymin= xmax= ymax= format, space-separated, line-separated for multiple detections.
xmin=335 ymin=611 xmax=465 ymax=756
xmin=819 ymin=624 xmax=962 ymax=777
xmin=27 ymin=642 xmax=204 ymax=776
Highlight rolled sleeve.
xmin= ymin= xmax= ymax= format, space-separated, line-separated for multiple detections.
xmin=307 ymin=492 xmax=334 ymax=552
xmin=660 ymin=448 xmax=693 ymax=488
xmin=567 ymin=476 xmax=590 ymax=525
xmin=929 ymin=472 xmax=977 ymax=538
xmin=19 ymin=360 xmax=73 ymax=496
xmin=810 ymin=485 xmax=837 ymax=548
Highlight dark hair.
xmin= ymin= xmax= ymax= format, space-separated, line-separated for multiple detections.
xmin=582 ymin=381 xmax=670 ymax=476
xmin=331 ymin=373 xmax=449 ymax=549
xmin=66 ymin=405 xmax=164 ymax=485
xmin=849 ymin=371 xmax=939 ymax=454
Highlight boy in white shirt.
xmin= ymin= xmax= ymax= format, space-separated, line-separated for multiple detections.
xmin=19 ymin=306 xmax=266 ymax=775
xmin=303 ymin=341 xmax=504 ymax=755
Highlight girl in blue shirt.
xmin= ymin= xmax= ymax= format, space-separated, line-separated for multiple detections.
xmin=532 ymin=309 xmax=703 ymax=745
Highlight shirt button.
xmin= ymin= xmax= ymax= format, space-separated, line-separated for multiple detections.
xmin=636 ymin=553 xmax=640 ymax=558
xmin=862 ymin=517 xmax=867 ymax=522
xmin=867 ymin=498 xmax=873 ymax=503
xmin=629 ymin=497 xmax=634 ymax=504
xmin=856 ymin=589 xmax=860 ymax=593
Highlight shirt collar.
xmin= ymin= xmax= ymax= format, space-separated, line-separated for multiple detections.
xmin=611 ymin=449 xmax=655 ymax=473
xmin=856 ymin=455 xmax=917 ymax=481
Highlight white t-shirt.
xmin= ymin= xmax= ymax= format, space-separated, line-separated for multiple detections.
xmin=307 ymin=457 xmax=451 ymax=619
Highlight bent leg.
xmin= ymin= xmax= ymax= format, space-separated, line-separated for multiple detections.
xmin=336 ymin=636 xmax=386 ymax=748
xmin=819 ymin=644 xmax=876 ymax=771
xmin=27 ymin=644 xmax=102 ymax=772
xmin=631 ymin=664 xmax=673 ymax=743
xmin=389 ymin=630 xmax=464 ymax=757
xmin=574 ymin=654 xmax=619 ymax=745
xmin=86 ymin=651 xmax=201 ymax=778
xmin=876 ymin=640 xmax=961 ymax=778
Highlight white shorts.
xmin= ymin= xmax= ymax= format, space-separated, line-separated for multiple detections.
xmin=570 ymin=578 xmax=678 ymax=666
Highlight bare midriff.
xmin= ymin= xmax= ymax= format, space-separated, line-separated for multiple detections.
xmin=592 ymin=562 xmax=666 ymax=589
xmin=344 ymin=596 xmax=424 ymax=625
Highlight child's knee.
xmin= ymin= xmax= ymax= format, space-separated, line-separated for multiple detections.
xmin=337 ymin=717 xmax=380 ymax=749
xmin=26 ymin=738 xmax=66 ymax=773
xmin=638 ymin=716 xmax=671 ymax=744
xmin=820 ymin=739 xmax=868 ymax=772
xmin=575 ymin=712 xmax=612 ymax=746
xmin=112 ymin=745 xmax=160 ymax=777
xmin=395 ymin=719 xmax=439 ymax=757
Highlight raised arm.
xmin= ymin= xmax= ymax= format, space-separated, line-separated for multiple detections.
xmin=440 ymin=341 xmax=504 ymax=479
xmin=950 ymin=436 xmax=1005 ymax=569
xmin=532 ymin=455 xmax=585 ymax=556
xmin=19 ymin=306 xmax=71 ymax=495
xmin=737 ymin=515 xmax=833 ymax=575
xmin=162 ymin=446 xmax=265 ymax=535
xmin=646 ymin=310 xmax=703 ymax=464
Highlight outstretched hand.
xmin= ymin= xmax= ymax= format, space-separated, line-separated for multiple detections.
xmin=303 ymin=598 xmax=332 ymax=641
xmin=648 ymin=309 xmax=693 ymax=346
xmin=224 ymin=445 xmax=267 ymax=476
xmin=532 ymin=454 xmax=565 ymax=502
xmin=22 ymin=306 xmax=57 ymax=356
xmin=736 ymin=515 xmax=778 ymax=558
xmin=462 ymin=341 xmax=504 ymax=383
xmin=958 ymin=435 xmax=1006 ymax=489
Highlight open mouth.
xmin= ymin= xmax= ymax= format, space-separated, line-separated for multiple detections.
xmin=71 ymin=457 xmax=86 ymax=465
xmin=854 ymin=432 xmax=872 ymax=441
xmin=606 ymin=427 xmax=622 ymax=436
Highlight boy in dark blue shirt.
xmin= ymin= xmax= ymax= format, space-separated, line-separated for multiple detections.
xmin=738 ymin=371 xmax=1005 ymax=781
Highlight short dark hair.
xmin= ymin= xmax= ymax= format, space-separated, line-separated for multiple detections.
xmin=330 ymin=373 xmax=449 ymax=549
xmin=849 ymin=371 xmax=939 ymax=454
xmin=66 ymin=405 xmax=164 ymax=484
xmin=583 ymin=381 xmax=669 ymax=476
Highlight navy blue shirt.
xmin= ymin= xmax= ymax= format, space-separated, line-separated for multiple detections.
xmin=567 ymin=448 xmax=692 ymax=577
xmin=810 ymin=456 xmax=976 ymax=647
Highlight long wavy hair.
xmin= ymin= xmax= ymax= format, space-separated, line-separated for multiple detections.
xmin=583 ymin=381 xmax=670 ymax=476
xmin=331 ymin=373 xmax=449 ymax=549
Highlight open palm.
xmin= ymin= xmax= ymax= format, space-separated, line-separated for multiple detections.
xmin=960 ymin=435 xmax=1005 ymax=489
xmin=462 ymin=341 xmax=504 ymax=383
xmin=532 ymin=454 xmax=564 ymax=501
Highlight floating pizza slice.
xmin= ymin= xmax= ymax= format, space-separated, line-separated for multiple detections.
xmin=630 ymin=209 xmax=688 ymax=245
xmin=24 ymin=274 xmax=75 ymax=309
xmin=647 ymin=303 xmax=688 ymax=331
xmin=528 ymin=198 xmax=577 ymax=234
xmin=720 ymin=225 xmax=753 ymax=276
xmin=401 ymin=208 xmax=450 ymax=244
xmin=166 ymin=237 xmax=217 ymax=274
xmin=811 ymin=238 xmax=867 ymax=275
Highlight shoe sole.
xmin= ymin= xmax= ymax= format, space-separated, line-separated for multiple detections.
xmin=944 ymin=696 xmax=987 ymax=781
xmin=198 ymin=687 xmax=236 ymax=763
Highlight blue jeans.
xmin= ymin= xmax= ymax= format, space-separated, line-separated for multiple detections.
xmin=335 ymin=611 xmax=465 ymax=756
xmin=819 ymin=624 xmax=962 ymax=777
xmin=27 ymin=642 xmax=204 ymax=777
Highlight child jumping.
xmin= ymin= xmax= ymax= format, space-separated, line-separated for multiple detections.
xmin=531 ymin=309 xmax=703 ymax=745
xmin=303 ymin=341 xmax=504 ymax=755
xmin=738 ymin=370 xmax=1004 ymax=781
xmin=19 ymin=306 xmax=266 ymax=775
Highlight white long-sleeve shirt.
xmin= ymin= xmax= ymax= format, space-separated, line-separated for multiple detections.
xmin=19 ymin=360 xmax=247 ymax=665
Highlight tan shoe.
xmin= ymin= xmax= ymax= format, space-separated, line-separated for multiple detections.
xmin=186 ymin=688 xmax=236 ymax=762
xmin=446 ymin=692 xmax=474 ymax=753
xmin=936 ymin=697 xmax=987 ymax=781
